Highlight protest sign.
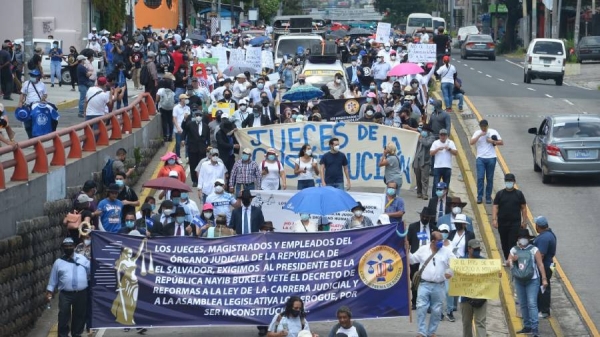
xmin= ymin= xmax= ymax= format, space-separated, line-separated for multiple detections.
xmin=261 ymin=50 xmax=275 ymax=70
xmin=212 ymin=46 xmax=229 ymax=71
xmin=267 ymin=72 xmax=280 ymax=83
xmin=408 ymin=44 xmax=437 ymax=63
xmin=90 ymin=227 xmax=410 ymax=328
xmin=448 ymin=259 xmax=501 ymax=300
xmin=280 ymin=98 xmax=366 ymax=122
xmin=229 ymin=49 xmax=246 ymax=65
xmin=245 ymin=47 xmax=263 ymax=73
xmin=211 ymin=102 xmax=235 ymax=117
xmin=376 ymin=22 xmax=392 ymax=44
xmin=235 ymin=122 xmax=418 ymax=189
xmin=249 ymin=190 xmax=385 ymax=232
xmin=198 ymin=58 xmax=219 ymax=65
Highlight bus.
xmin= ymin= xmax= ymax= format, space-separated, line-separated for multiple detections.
xmin=406 ymin=13 xmax=433 ymax=35
xmin=433 ymin=17 xmax=446 ymax=31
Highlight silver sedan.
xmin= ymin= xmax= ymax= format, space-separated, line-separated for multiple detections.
xmin=529 ymin=114 xmax=600 ymax=183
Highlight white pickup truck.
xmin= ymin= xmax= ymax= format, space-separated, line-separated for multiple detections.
xmin=13 ymin=38 xmax=104 ymax=85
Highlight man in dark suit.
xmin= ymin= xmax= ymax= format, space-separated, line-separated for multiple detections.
xmin=181 ymin=110 xmax=210 ymax=187
xmin=242 ymin=105 xmax=277 ymax=128
xmin=345 ymin=55 xmax=363 ymax=86
xmin=162 ymin=206 xmax=200 ymax=237
xmin=428 ymin=181 xmax=452 ymax=227
xmin=229 ymin=190 xmax=265 ymax=235
xmin=406 ymin=206 xmax=438 ymax=310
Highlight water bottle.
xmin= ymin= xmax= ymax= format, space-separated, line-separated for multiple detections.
xmin=47 ymin=303 xmax=51 ymax=310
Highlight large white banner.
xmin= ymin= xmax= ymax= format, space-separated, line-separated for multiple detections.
xmin=375 ymin=22 xmax=392 ymax=44
xmin=408 ymin=44 xmax=437 ymax=63
xmin=212 ymin=46 xmax=229 ymax=71
xmin=245 ymin=46 xmax=263 ymax=73
xmin=250 ymin=190 xmax=385 ymax=232
xmin=234 ymin=122 xmax=419 ymax=190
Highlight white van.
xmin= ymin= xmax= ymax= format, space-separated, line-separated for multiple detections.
xmin=524 ymin=38 xmax=566 ymax=86
xmin=301 ymin=56 xmax=348 ymax=89
xmin=433 ymin=17 xmax=446 ymax=31
xmin=274 ymin=34 xmax=324 ymax=68
xmin=406 ymin=13 xmax=433 ymax=35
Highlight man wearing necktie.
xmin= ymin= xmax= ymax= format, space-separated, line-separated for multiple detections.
xmin=163 ymin=206 xmax=200 ymax=236
xmin=428 ymin=182 xmax=451 ymax=227
xmin=406 ymin=207 xmax=438 ymax=310
xmin=345 ymin=55 xmax=363 ymax=86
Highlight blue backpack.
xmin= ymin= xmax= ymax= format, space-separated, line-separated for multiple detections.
xmin=101 ymin=159 xmax=115 ymax=187
xmin=511 ymin=245 xmax=535 ymax=281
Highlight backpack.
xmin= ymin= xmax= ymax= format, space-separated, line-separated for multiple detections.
xmin=511 ymin=245 xmax=536 ymax=281
xmin=140 ymin=64 xmax=150 ymax=86
xmin=27 ymin=57 xmax=36 ymax=71
xmin=262 ymin=159 xmax=282 ymax=172
xmin=102 ymin=159 xmax=116 ymax=187
xmin=160 ymin=89 xmax=175 ymax=110
xmin=65 ymin=210 xmax=82 ymax=230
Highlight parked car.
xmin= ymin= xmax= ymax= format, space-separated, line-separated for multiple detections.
xmin=13 ymin=38 xmax=104 ymax=85
xmin=528 ymin=114 xmax=600 ymax=183
xmin=523 ymin=38 xmax=566 ymax=86
xmin=456 ymin=25 xmax=479 ymax=48
xmin=575 ymin=36 xmax=600 ymax=63
xmin=460 ymin=34 xmax=495 ymax=60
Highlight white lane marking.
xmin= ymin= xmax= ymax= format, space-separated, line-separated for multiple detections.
xmin=464 ymin=64 xmax=468 ymax=66
xmin=564 ymin=82 xmax=593 ymax=90
xmin=545 ymin=94 xmax=553 ymax=98
xmin=485 ymin=74 xmax=492 ymax=78
xmin=564 ymin=99 xmax=574 ymax=105
xmin=583 ymin=111 xmax=588 ymax=114
xmin=498 ymin=78 xmax=505 ymax=82
xmin=527 ymin=87 xmax=536 ymax=91
xmin=470 ymin=67 xmax=474 ymax=70
xmin=511 ymin=82 xmax=519 ymax=86
xmin=457 ymin=60 xmax=461 ymax=63
xmin=97 ymin=329 xmax=106 ymax=337
xmin=505 ymin=59 xmax=525 ymax=69
xmin=478 ymin=70 xmax=482 ymax=73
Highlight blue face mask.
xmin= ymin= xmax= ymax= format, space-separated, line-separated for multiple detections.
xmin=436 ymin=240 xmax=444 ymax=249
xmin=291 ymin=114 xmax=298 ymax=120
xmin=441 ymin=233 xmax=449 ymax=240
xmin=421 ymin=131 xmax=428 ymax=137
xmin=366 ymin=98 xmax=372 ymax=103
xmin=181 ymin=193 xmax=188 ymax=200
xmin=115 ymin=180 xmax=124 ymax=187
xmin=151 ymin=204 xmax=156 ymax=211
xmin=436 ymin=190 xmax=443 ymax=197
xmin=267 ymin=154 xmax=276 ymax=161
xmin=167 ymin=159 xmax=176 ymax=165
xmin=370 ymin=85 xmax=376 ymax=90
xmin=505 ymin=182 xmax=515 ymax=189
xmin=125 ymin=220 xmax=135 ymax=228
xmin=172 ymin=197 xmax=181 ymax=205
xmin=242 ymin=154 xmax=250 ymax=161
xmin=176 ymin=216 xmax=185 ymax=223
xmin=386 ymin=188 xmax=396 ymax=196
xmin=257 ymin=83 xmax=265 ymax=90
xmin=160 ymin=50 xmax=167 ymax=55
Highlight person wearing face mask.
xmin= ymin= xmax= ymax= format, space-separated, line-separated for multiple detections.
xmin=181 ymin=109 xmax=210 ymax=187
xmin=382 ymin=181 xmax=405 ymax=226
xmin=282 ymin=62 xmax=296 ymax=89
xmin=292 ymin=73 xmax=307 ymax=89
xmin=173 ymin=63 xmax=188 ymax=99
xmin=196 ymin=203 xmax=215 ymax=234
xmin=46 ymin=237 xmax=90 ymax=337
xmin=267 ymin=296 xmax=314 ymax=337
xmin=409 ymin=231 xmax=455 ymax=337
xmin=492 ymin=173 xmax=528 ymax=263
xmin=229 ymin=147 xmax=262 ymax=196
xmin=65 ymin=46 xmax=79 ymax=91
xmin=429 ymin=129 xmax=457 ymax=198
xmin=389 ymin=50 xmax=400 ymax=67
xmin=211 ymin=78 xmax=233 ymax=102
xmin=294 ymin=144 xmax=319 ymax=190
xmin=406 ymin=207 xmax=438 ymax=309
xmin=232 ymin=73 xmax=250 ymax=101
xmin=436 ymin=197 xmax=474 ymax=232
xmin=157 ymin=151 xmax=186 ymax=182
xmin=172 ymin=93 xmax=191 ymax=158
xmin=326 ymin=73 xmax=347 ymax=100
xmin=218 ymin=88 xmax=238 ymax=109
xmin=205 ymin=178 xmax=238 ymax=223
xmin=155 ymin=200 xmax=175 ymax=227
xmin=19 ymin=68 xmax=48 ymax=111
xmin=260 ymin=148 xmax=286 ymax=190
xmin=129 ymin=43 xmax=144 ymax=90
xmin=371 ymin=52 xmax=391 ymax=90
xmin=64 ymin=193 xmax=95 ymax=245
xmin=114 ymin=172 xmax=140 ymax=221
xmin=357 ymin=92 xmax=383 ymax=120
xmin=445 ymin=215 xmax=475 ymax=321
xmin=48 ymin=41 xmax=63 ymax=88
xmin=118 ymin=211 xmax=141 ymax=234
xmin=232 ymin=98 xmax=251 ymax=129
xmin=344 ymin=202 xmax=374 ymax=229
xmin=229 ymin=189 xmax=264 ymax=234
xmin=155 ymin=44 xmax=175 ymax=76
xmin=97 ymin=184 xmax=124 ymax=233
xmin=427 ymin=182 xmax=452 ymax=228
xmin=292 ymin=213 xmax=318 ymax=232
xmin=249 ymin=78 xmax=273 ymax=105
xmin=470 ymin=119 xmax=503 ymax=204
xmin=379 ymin=142 xmax=404 ymax=196
xmin=382 ymin=107 xmax=400 ymax=127
xmin=197 ymin=148 xmax=227 ymax=202
xmin=162 ymin=206 xmax=200 ymax=236
xmin=345 ymin=56 xmax=363 ymax=87
xmin=135 ymin=203 xmax=162 ymax=237
xmin=320 ymin=137 xmax=351 ymax=190
xmin=508 ymin=229 xmax=547 ymax=337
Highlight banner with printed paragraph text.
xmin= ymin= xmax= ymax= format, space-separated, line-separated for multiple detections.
xmin=234 ymin=122 xmax=419 ymax=190
xmin=90 ymin=227 xmax=410 ymax=328
xmin=448 ymin=259 xmax=501 ymax=300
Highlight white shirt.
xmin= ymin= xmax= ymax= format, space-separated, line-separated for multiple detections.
xmin=85 ymin=87 xmax=110 ymax=116
xmin=409 ymin=245 xmax=455 ymax=283
xmin=417 ymin=222 xmax=432 ymax=245
xmin=472 ymin=128 xmax=501 ymax=159
xmin=173 ymin=221 xmax=186 ymax=236
xmin=232 ymin=108 xmax=250 ymax=129
xmin=261 ymin=160 xmax=284 ymax=190
xmin=335 ymin=326 xmax=359 ymax=337
xmin=430 ymin=139 xmax=456 ymax=169
xmin=205 ymin=192 xmax=237 ymax=223
xmin=436 ymin=64 xmax=457 ymax=84
xmin=249 ymin=88 xmax=273 ymax=103
xmin=450 ymin=231 xmax=467 ymax=258
xmin=211 ymin=85 xmax=227 ymax=102
xmin=232 ymin=81 xmax=250 ymax=101
xmin=172 ymin=103 xmax=190 ymax=133
xmin=241 ymin=206 xmax=253 ymax=234
xmin=421 ymin=32 xmax=430 ymax=43
xmin=291 ymin=220 xmax=318 ymax=233
xmin=197 ymin=161 xmax=227 ymax=195
xmin=181 ymin=199 xmax=200 ymax=217
xmin=21 ymin=80 xmax=47 ymax=105
xmin=295 ymin=157 xmax=317 ymax=181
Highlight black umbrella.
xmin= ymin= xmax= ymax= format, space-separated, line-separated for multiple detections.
xmin=329 ymin=29 xmax=348 ymax=38
xmin=348 ymin=28 xmax=372 ymax=36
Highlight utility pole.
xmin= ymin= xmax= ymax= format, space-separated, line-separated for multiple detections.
xmin=574 ymin=0 xmax=581 ymax=44
xmin=532 ymin=0 xmax=537 ymax=40
xmin=551 ymin=0 xmax=559 ymax=38
xmin=523 ymin=0 xmax=529 ymax=47
xmin=450 ymin=0 xmax=455 ymax=33
xmin=544 ymin=5 xmax=550 ymax=37
xmin=23 ymin=0 xmax=33 ymax=81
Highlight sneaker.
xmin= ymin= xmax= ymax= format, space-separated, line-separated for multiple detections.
xmin=539 ymin=312 xmax=550 ymax=318
xmin=458 ymin=108 xmax=464 ymax=112
xmin=516 ymin=327 xmax=532 ymax=334
xmin=477 ymin=198 xmax=482 ymax=204
xmin=423 ymin=196 xmax=429 ymax=200
xmin=447 ymin=312 xmax=456 ymax=322
xmin=417 ymin=194 xmax=422 ymax=199
xmin=486 ymin=199 xmax=492 ymax=204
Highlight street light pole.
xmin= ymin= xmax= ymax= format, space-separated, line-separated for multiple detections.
xmin=551 ymin=0 xmax=559 ymax=38
xmin=574 ymin=0 xmax=581 ymax=44
xmin=23 ymin=0 xmax=33 ymax=81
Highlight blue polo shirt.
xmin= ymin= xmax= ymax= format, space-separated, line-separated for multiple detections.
xmin=533 ymin=229 xmax=556 ymax=268
xmin=77 ymin=64 xmax=89 ymax=85
xmin=50 ymin=48 xmax=63 ymax=62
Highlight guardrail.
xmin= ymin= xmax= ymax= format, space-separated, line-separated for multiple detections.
xmin=0 ymin=93 xmax=157 ymax=189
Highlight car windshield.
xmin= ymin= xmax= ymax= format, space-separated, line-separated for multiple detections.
xmin=552 ymin=121 xmax=600 ymax=138
xmin=408 ymin=18 xmax=432 ymax=27
xmin=433 ymin=20 xmax=444 ymax=28
xmin=468 ymin=35 xmax=493 ymax=42
xmin=303 ymin=70 xmax=342 ymax=88
xmin=580 ymin=37 xmax=600 ymax=46
xmin=276 ymin=39 xmax=320 ymax=58
xmin=533 ymin=41 xmax=563 ymax=55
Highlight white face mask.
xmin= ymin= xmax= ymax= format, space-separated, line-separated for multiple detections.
xmin=354 ymin=210 xmax=363 ymax=217
xmin=305 ymin=150 xmax=312 ymax=156
xmin=214 ymin=185 xmax=224 ymax=193
xmin=333 ymin=145 xmax=340 ymax=152
xmin=518 ymin=238 xmax=529 ymax=246
xmin=452 ymin=207 xmax=462 ymax=215
xmin=163 ymin=209 xmax=173 ymax=216
xmin=84 ymin=239 xmax=91 ymax=246
xmin=335 ymin=78 xmax=341 ymax=84
xmin=203 ymin=212 xmax=213 ymax=218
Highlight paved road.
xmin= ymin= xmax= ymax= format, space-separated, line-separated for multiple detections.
xmin=456 ymin=54 xmax=600 ymax=325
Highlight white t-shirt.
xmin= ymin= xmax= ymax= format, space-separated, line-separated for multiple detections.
xmin=295 ymin=157 xmax=318 ymax=181
xmin=472 ymin=128 xmax=501 ymax=159
xmin=335 ymin=326 xmax=359 ymax=337
xmin=85 ymin=87 xmax=110 ymax=116
xmin=172 ymin=104 xmax=190 ymax=133
xmin=197 ymin=161 xmax=227 ymax=195
xmin=261 ymin=160 xmax=284 ymax=190
xmin=421 ymin=32 xmax=430 ymax=43
xmin=291 ymin=220 xmax=318 ymax=233
xmin=450 ymin=231 xmax=467 ymax=258
xmin=268 ymin=314 xmax=311 ymax=337
xmin=21 ymin=80 xmax=47 ymax=105
xmin=436 ymin=64 xmax=457 ymax=84
xmin=431 ymin=139 xmax=457 ymax=169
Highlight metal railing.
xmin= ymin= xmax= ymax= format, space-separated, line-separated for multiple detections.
xmin=0 ymin=93 xmax=157 ymax=189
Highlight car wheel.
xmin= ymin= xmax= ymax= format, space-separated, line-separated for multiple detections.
xmin=541 ymin=167 xmax=551 ymax=184
xmin=555 ymin=76 xmax=563 ymax=86
xmin=525 ymin=72 xmax=532 ymax=84
xmin=61 ymin=69 xmax=72 ymax=85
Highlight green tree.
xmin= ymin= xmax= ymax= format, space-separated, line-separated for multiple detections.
xmin=374 ymin=0 xmax=435 ymax=25
xmin=258 ymin=0 xmax=280 ymax=22
xmin=92 ymin=0 xmax=126 ymax=34
xmin=282 ymin=0 xmax=303 ymax=15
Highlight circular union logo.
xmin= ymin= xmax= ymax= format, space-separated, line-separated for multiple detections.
xmin=344 ymin=99 xmax=360 ymax=115
xmin=358 ymin=245 xmax=403 ymax=290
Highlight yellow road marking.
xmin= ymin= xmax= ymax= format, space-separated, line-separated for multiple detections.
xmin=464 ymin=94 xmax=599 ymax=336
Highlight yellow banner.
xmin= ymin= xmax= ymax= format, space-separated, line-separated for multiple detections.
xmin=211 ymin=102 xmax=236 ymax=118
xmin=448 ymin=259 xmax=501 ymax=300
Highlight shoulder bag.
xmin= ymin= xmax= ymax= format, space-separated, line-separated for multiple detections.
xmin=411 ymin=249 xmax=439 ymax=291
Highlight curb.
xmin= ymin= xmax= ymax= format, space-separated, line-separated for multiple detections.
xmin=4 ymin=98 xmax=78 ymax=113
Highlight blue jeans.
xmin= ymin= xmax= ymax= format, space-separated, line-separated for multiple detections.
xmin=476 ymin=157 xmax=496 ymax=201
xmin=50 ymin=61 xmax=62 ymax=85
xmin=374 ymin=79 xmax=384 ymax=91
xmin=453 ymin=92 xmax=464 ymax=110
xmin=174 ymin=87 xmax=186 ymax=104
xmin=234 ymin=182 xmax=256 ymax=197
xmin=78 ymin=84 xmax=89 ymax=113
xmin=441 ymin=82 xmax=454 ymax=109
xmin=326 ymin=182 xmax=344 ymax=190
xmin=297 ymin=179 xmax=315 ymax=190
xmin=174 ymin=132 xmax=182 ymax=158
xmin=432 ymin=167 xmax=452 ymax=197
xmin=514 ymin=277 xmax=540 ymax=332
xmin=416 ymin=282 xmax=445 ymax=336
xmin=116 ymin=86 xmax=128 ymax=109
xmin=445 ymin=279 xmax=456 ymax=314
